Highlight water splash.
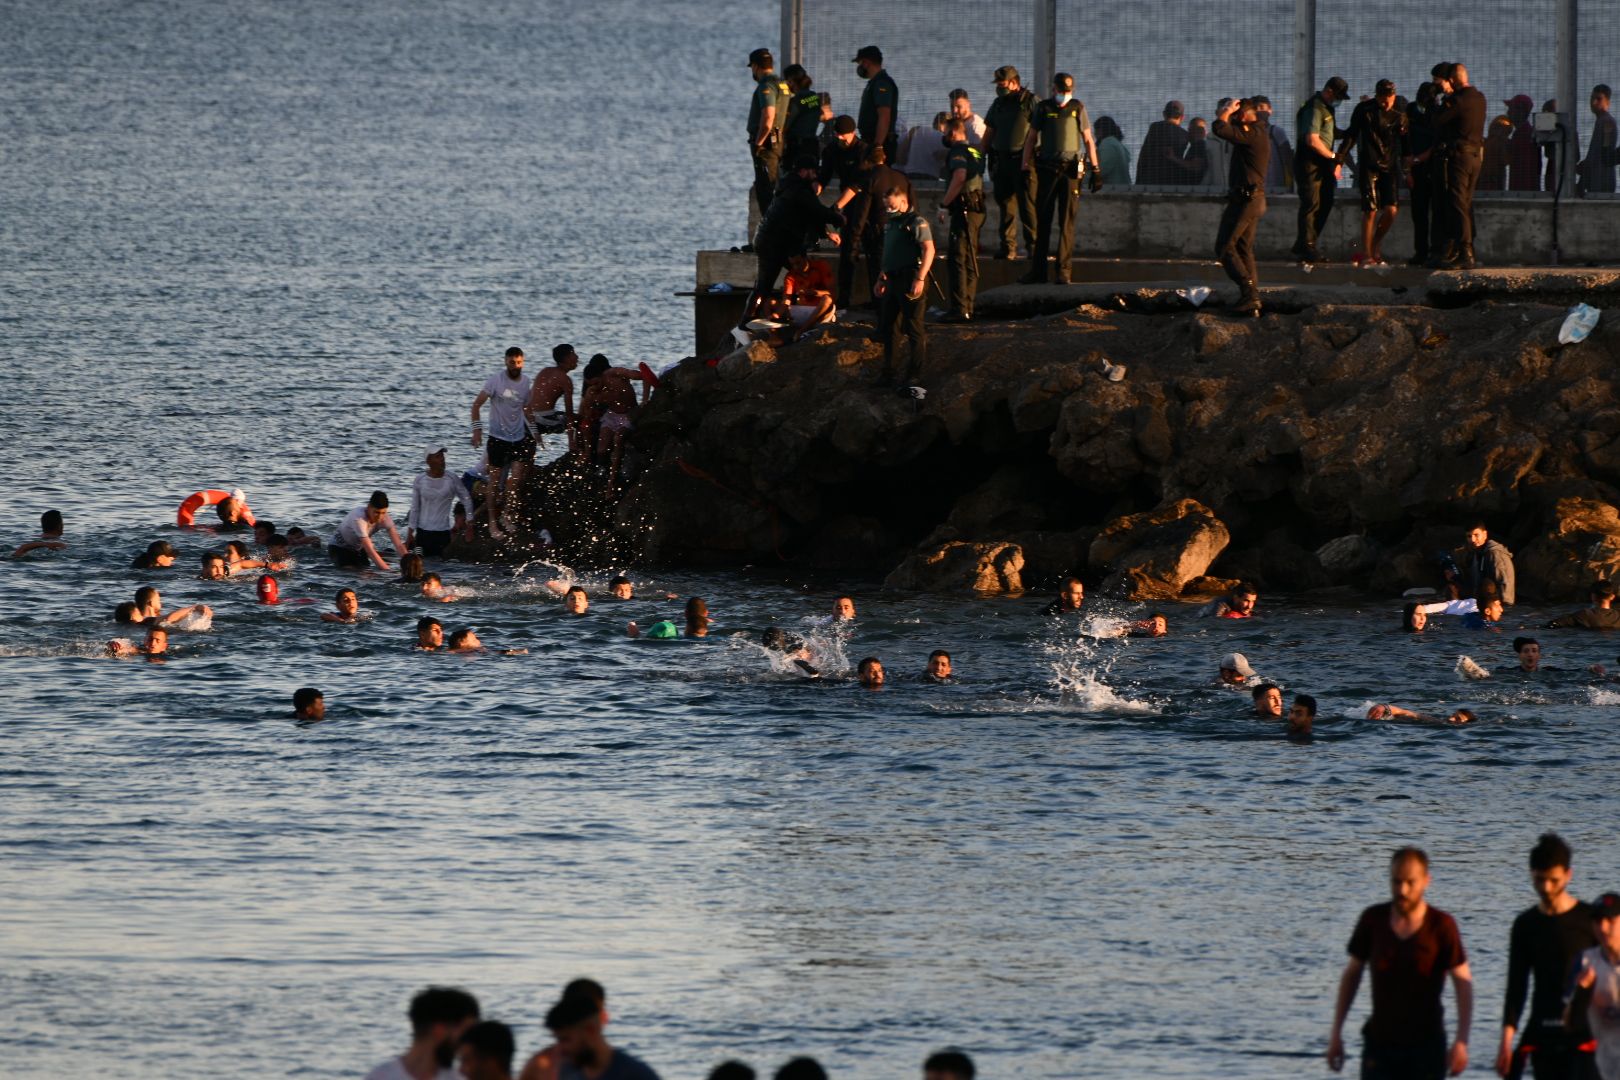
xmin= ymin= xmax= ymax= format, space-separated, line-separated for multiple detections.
xmin=1456 ymin=655 xmax=1491 ymax=680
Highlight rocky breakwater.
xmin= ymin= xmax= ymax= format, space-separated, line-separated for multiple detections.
xmin=609 ymin=299 xmax=1620 ymax=602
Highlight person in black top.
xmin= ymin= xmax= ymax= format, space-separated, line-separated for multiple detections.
xmin=938 ymin=118 xmax=986 ymax=321
xmin=1339 ymin=79 xmax=1410 ymax=267
xmin=1018 ymin=72 xmax=1100 ymax=285
xmin=856 ymin=146 xmax=912 ymax=307
xmin=853 ymin=45 xmax=898 ymax=161
xmin=746 ymin=158 xmax=844 ymax=326
xmin=819 ymin=116 xmax=869 ymax=310
xmin=1428 ymin=62 xmax=1486 ymax=268
xmin=1406 ymin=82 xmax=1442 ymax=265
xmin=782 ymin=64 xmax=829 ymax=164
xmin=1496 ymin=833 xmax=1599 ymax=1080
xmin=1212 ymin=97 xmax=1271 ymax=318
xmin=746 ymin=48 xmax=791 ymax=219
xmin=982 ymin=65 xmax=1039 ymax=258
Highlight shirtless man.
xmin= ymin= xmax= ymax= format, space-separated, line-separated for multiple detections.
xmin=579 ymin=355 xmax=650 ymax=486
xmin=527 ymin=343 xmax=580 ymax=454
xmin=1252 ymin=682 xmax=1283 ymax=718
xmin=858 ymin=656 xmax=885 ymax=688
xmin=1367 ymin=703 xmax=1477 ymax=725
xmin=200 ymin=552 xmax=230 ymax=580
xmin=834 ymin=595 xmax=857 ymax=621
xmin=322 ymin=588 xmax=361 ymax=623
xmin=1043 ymin=577 xmax=1084 ymax=614
xmin=923 ymin=650 xmax=953 ymax=682
xmin=416 ymin=616 xmax=444 ymax=650
xmin=293 ymin=688 xmax=325 ymax=721
xmin=12 ymin=510 xmax=66 ymax=558
xmin=563 ymin=586 xmax=590 ymax=615
xmin=134 ymin=586 xmax=213 ymax=628
xmin=108 ymin=625 xmax=168 ymax=657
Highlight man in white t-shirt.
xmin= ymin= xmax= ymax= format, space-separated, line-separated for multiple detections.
xmin=407 ymin=445 xmax=475 ymax=557
xmin=329 ymin=490 xmax=407 ymax=572
xmin=365 ymin=986 xmax=480 ymax=1080
xmin=470 ymin=347 xmax=536 ymax=540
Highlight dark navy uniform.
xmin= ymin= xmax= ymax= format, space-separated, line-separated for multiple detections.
xmin=943 ymin=141 xmax=987 ymax=318
xmin=784 ymin=87 xmax=826 ymax=163
xmin=748 ymin=70 xmax=791 ymax=216
xmin=820 ymin=136 xmax=870 ymax=309
xmin=858 ymin=70 xmax=900 ymax=160
xmin=879 ymin=209 xmax=933 ymax=383
xmin=1026 ymin=96 xmax=1092 ymax=284
xmin=983 ymin=86 xmax=1038 ymax=256
xmin=1212 ymin=113 xmax=1272 ymax=313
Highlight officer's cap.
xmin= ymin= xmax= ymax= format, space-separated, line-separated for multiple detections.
xmin=852 ymin=45 xmax=882 ymax=64
xmin=993 ymin=65 xmax=1020 ymax=84
xmin=747 ymin=47 xmax=773 ymax=68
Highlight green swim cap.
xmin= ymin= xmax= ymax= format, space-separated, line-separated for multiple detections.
xmin=645 ymin=620 xmax=679 ymax=639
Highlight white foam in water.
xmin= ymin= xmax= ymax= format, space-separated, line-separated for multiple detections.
xmin=1455 ymin=655 xmax=1491 ymax=680
xmin=172 ymin=609 xmax=212 ymax=632
xmin=1587 ymin=686 xmax=1620 ymax=706
xmin=1080 ymin=614 xmax=1130 ymax=639
xmin=1045 ymin=624 xmax=1158 ymax=715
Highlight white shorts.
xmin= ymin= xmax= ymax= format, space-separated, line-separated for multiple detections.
xmin=600 ymin=411 xmax=633 ymax=435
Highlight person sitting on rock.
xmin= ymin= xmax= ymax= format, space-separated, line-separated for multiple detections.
xmin=1219 ymin=652 xmax=1256 ymax=685
xmin=1452 ymin=522 xmax=1516 ymax=606
xmin=1252 ymin=682 xmax=1283 ymax=718
xmin=779 ymin=252 xmax=836 ymax=341
xmin=1545 ymin=579 xmax=1620 ymax=630
xmin=1043 ymin=577 xmax=1084 ymax=615
xmin=1200 ymin=582 xmax=1258 ymax=618
xmin=857 ymin=656 xmax=885 ymax=688
xmin=1367 ymin=703 xmax=1477 ymax=725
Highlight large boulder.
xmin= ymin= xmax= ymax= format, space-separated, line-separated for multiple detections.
xmin=884 ymin=540 xmax=1025 ymax=594
xmin=1089 ymin=498 xmax=1230 ymax=600
xmin=1515 ymin=497 xmax=1620 ymax=602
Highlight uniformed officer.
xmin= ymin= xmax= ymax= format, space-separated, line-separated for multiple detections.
xmin=1428 ymin=62 xmax=1486 ymax=269
xmin=874 ymin=184 xmax=934 ymax=386
xmin=858 ymin=146 xmax=912 ymax=308
xmin=1211 ymin=97 xmax=1272 ymax=318
xmin=1019 ymin=72 xmax=1100 ymax=285
xmin=746 ymin=48 xmax=791 ymax=217
xmin=782 ymin=64 xmax=830 ymax=164
xmin=818 ymin=116 xmax=870 ymax=311
xmin=981 ymin=65 xmax=1038 ymax=258
xmin=937 ymin=118 xmax=987 ymax=322
xmin=853 ymin=45 xmax=899 ymax=161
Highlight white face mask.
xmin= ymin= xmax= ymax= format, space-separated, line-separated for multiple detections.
xmin=1054 ymin=92 xmax=1072 ymax=106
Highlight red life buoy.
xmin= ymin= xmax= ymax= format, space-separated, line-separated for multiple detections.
xmin=176 ymin=489 xmax=256 ymax=527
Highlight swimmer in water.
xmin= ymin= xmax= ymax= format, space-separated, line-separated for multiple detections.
xmin=1043 ymin=577 xmax=1084 ymax=615
xmin=293 ymin=687 xmax=325 ymax=721
xmin=608 ymin=575 xmax=634 ymax=600
xmin=396 ymin=553 xmax=425 ymax=583
xmin=266 ymin=534 xmax=291 ymax=563
xmin=1367 ymin=703 xmax=1477 ymax=725
xmin=253 ymin=520 xmax=276 ymax=547
xmin=1512 ymin=636 xmax=1543 ymax=672
xmin=114 ymin=601 xmax=140 ymax=624
xmin=857 ymin=656 xmax=885 ymax=688
xmin=200 ymin=552 xmax=230 ymax=580
xmin=685 ymin=597 xmax=710 ymax=637
xmin=1251 ymin=682 xmax=1283 ymax=719
xmin=1288 ymin=693 xmax=1315 ymax=739
xmin=1463 ymin=596 xmax=1504 ymax=631
xmin=762 ymin=627 xmax=821 ymax=677
xmin=321 ymin=588 xmax=361 ymax=623
xmin=256 ymin=575 xmax=280 ymax=604
xmin=1201 ymin=582 xmax=1258 ymax=619
xmin=131 ymin=540 xmax=176 ymax=569
xmin=833 ymin=595 xmax=856 ymax=621
xmin=563 ymin=586 xmax=590 ymax=615
xmin=108 ymin=625 xmax=168 ymax=658
xmin=214 ymin=492 xmax=249 ymax=530
xmin=1129 ymin=614 xmax=1169 ymax=637
xmin=416 ymin=616 xmax=444 ymax=650
xmin=420 ymin=573 xmax=456 ymax=602
xmin=226 ymin=539 xmax=282 ymax=574
xmin=923 ymin=650 xmax=953 ymax=682
xmin=1219 ymin=652 xmax=1256 ymax=686
xmin=448 ymin=627 xmax=483 ymax=651
xmin=285 ymin=526 xmax=320 ymax=548
xmin=133 ymin=586 xmax=212 ymax=628
xmin=12 ymin=509 xmax=66 ymax=558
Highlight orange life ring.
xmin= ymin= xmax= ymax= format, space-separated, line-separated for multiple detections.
xmin=176 ymin=489 xmax=256 ymax=527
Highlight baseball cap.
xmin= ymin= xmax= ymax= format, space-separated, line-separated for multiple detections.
xmin=425 ymin=443 xmax=446 ymax=459
xmin=1163 ymin=100 xmax=1184 ymax=118
xmin=747 ymin=47 xmax=772 ymax=68
xmin=1375 ymin=78 xmax=1396 ymax=97
xmin=852 ymin=45 xmax=882 ymax=63
xmin=1326 ymin=76 xmax=1350 ymax=97
xmin=1220 ymin=652 xmax=1256 ymax=678
xmin=1593 ymin=892 xmax=1620 ymax=920
xmin=993 ymin=65 xmax=1020 ymax=83
xmin=1505 ymin=93 xmax=1534 ymax=111
xmin=833 ymin=114 xmax=856 ymax=135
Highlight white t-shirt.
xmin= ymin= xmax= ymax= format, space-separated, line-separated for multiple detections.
xmin=1584 ymin=946 xmax=1620 ymax=1080
xmin=334 ymin=506 xmax=381 ymax=550
xmin=408 ymin=472 xmax=474 ymax=532
xmin=364 ymin=1057 xmax=458 ymax=1080
xmin=481 ymin=371 xmax=533 ymax=442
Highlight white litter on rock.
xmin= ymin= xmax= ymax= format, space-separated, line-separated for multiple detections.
xmin=1558 ymin=302 xmax=1600 ymax=345
xmin=1177 ymin=286 xmax=1212 ymax=307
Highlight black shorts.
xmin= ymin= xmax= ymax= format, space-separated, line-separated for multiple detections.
xmin=415 ymin=528 xmax=452 ymax=557
xmin=1360 ymin=169 xmax=1399 ymax=213
xmin=328 ymin=543 xmax=368 ymax=568
xmin=487 ymin=433 xmax=535 ymax=468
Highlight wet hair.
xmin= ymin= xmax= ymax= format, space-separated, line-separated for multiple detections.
xmin=858 ymin=656 xmax=881 ymax=673
xmin=201 ymin=551 xmax=225 ymax=569
xmin=924 ymin=1051 xmax=976 ymax=1080
xmin=504 ymin=346 xmax=524 ymax=361
xmin=407 ymin=986 xmax=480 ymax=1037
xmin=226 ymin=540 xmax=251 ymax=559
xmin=685 ymin=596 xmax=710 ymax=633
xmin=552 ymin=342 xmax=576 ymax=363
xmin=448 ymin=628 xmax=477 ymax=649
xmin=562 ymin=977 xmax=605 ymax=1005
xmin=763 ymin=627 xmax=789 ymax=651
xmin=422 ymin=572 xmax=442 ymax=587
xmin=1292 ymin=693 xmax=1317 ymax=717
xmin=1094 ymin=115 xmax=1123 ymax=142
xmin=565 ymin=585 xmax=588 ymax=600
xmin=1391 ymin=845 xmax=1430 ymax=870
xmin=215 ymin=500 xmax=239 ymax=523
xmin=144 ymin=625 xmax=167 ymax=644
xmin=583 ymin=354 xmax=611 ymax=381
xmin=397 ymin=553 xmax=424 ymax=582
xmin=1513 ymin=636 xmax=1538 ymax=653
xmin=708 ymin=1063 xmax=757 ymax=1080
xmin=293 ymin=687 xmax=322 ymax=712
xmin=115 ymin=601 xmax=139 ymax=623
xmin=1593 ymin=580 xmax=1617 ymax=600
xmin=775 ymin=1059 xmax=828 ymax=1080
xmin=458 ymin=1020 xmax=515 ymax=1074
xmin=368 ymin=490 xmax=389 ymax=511
xmin=417 ymin=615 xmax=442 ymax=633
xmin=1402 ymin=602 xmax=1424 ymax=632
xmin=1235 ymin=582 xmax=1258 ymax=598
xmin=286 ymin=527 xmax=307 ymax=540
xmin=545 ymin=991 xmax=600 ymax=1031
xmin=254 ymin=519 xmax=275 ymax=537
xmin=40 ymin=509 xmax=63 ymax=533
xmin=929 ymin=649 xmax=951 ymax=662
xmin=609 ymin=575 xmax=632 ymax=588
xmin=1529 ymin=832 xmax=1572 ymax=872
xmin=335 ymin=588 xmax=356 ymax=602
xmin=1251 ymin=682 xmax=1279 ymax=701
xmin=132 ymin=540 xmax=175 ymax=568
xmin=135 ymin=585 xmax=158 ymax=610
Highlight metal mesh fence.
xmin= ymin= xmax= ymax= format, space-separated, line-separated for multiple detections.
xmin=799 ymin=0 xmax=1034 ymax=159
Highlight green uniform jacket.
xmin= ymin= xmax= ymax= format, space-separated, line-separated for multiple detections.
xmin=881 ymin=210 xmax=933 ymax=276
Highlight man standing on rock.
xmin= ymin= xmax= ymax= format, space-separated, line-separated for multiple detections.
xmin=854 ymin=45 xmax=898 ymax=161
xmin=1429 ymin=63 xmax=1486 ymax=269
xmin=938 ymin=117 xmax=986 ymax=322
xmin=1212 ymin=96 xmax=1270 ymax=318
xmin=873 ymin=184 xmax=934 ymax=386
xmin=1292 ymin=76 xmax=1349 ymax=264
xmin=746 ymin=48 xmax=791 ymax=218
xmin=982 ymin=65 xmax=1038 ymax=259
xmin=1019 ymin=72 xmax=1099 ymax=286
xmin=471 ymin=347 xmax=535 ymax=540
xmin=1456 ymin=523 xmax=1515 ymax=606
xmin=1327 ymin=847 xmax=1473 ymax=1079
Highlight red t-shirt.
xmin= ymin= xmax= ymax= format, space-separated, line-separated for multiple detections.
xmin=1348 ymin=902 xmax=1467 ymax=1045
xmin=784 ymin=259 xmax=833 ymax=299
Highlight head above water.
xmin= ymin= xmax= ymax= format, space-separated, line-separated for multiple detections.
xmin=924 ymin=1050 xmax=976 ymax=1080
xmin=858 ymin=656 xmax=884 ymax=687
xmin=417 ymin=615 xmax=443 ymax=648
xmin=926 ymin=650 xmax=952 ymax=679
xmin=40 ymin=509 xmax=64 ymax=535
xmin=293 ymin=686 xmax=323 ymax=720
xmin=564 ymin=585 xmax=589 ymax=614
xmin=1251 ymin=682 xmax=1282 ymax=716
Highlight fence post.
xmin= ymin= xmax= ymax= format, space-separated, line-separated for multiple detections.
xmin=780 ymin=0 xmax=802 ymax=67
xmin=1557 ymin=0 xmax=1577 ymax=197
xmin=1293 ymin=0 xmax=1316 ymax=116
xmin=1033 ymin=0 xmax=1056 ymax=94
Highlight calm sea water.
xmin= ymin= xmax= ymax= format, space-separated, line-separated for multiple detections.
xmin=3 ymin=2 xmax=1619 ymax=1078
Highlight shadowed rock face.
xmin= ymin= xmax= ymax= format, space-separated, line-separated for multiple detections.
xmin=610 ymin=300 xmax=1620 ymax=601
